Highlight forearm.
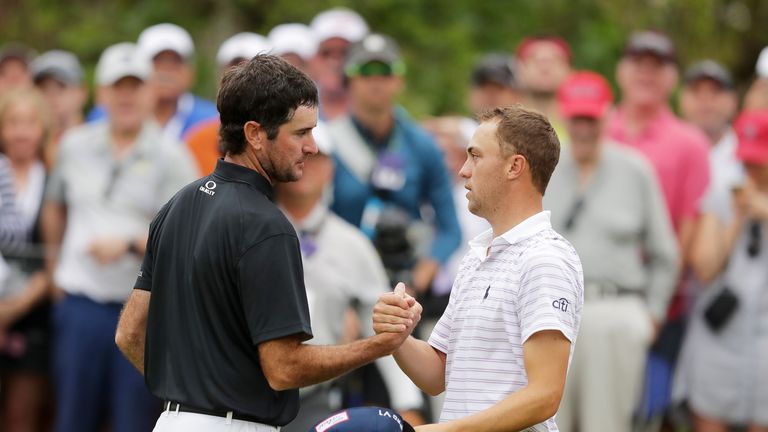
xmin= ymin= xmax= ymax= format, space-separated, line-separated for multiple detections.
xmin=443 ymin=385 xmax=560 ymax=432
xmin=393 ymin=336 xmax=446 ymax=396
xmin=116 ymin=331 xmax=146 ymax=375
xmin=41 ymin=202 xmax=66 ymax=275
xmin=268 ymin=335 xmax=394 ymax=391
xmin=690 ymin=213 xmax=730 ymax=283
xmin=646 ymin=241 xmax=681 ymax=320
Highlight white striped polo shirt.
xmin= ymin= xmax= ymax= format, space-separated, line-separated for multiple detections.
xmin=429 ymin=211 xmax=583 ymax=431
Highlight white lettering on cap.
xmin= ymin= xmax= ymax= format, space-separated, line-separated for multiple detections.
xmin=315 ymin=411 xmax=350 ymax=432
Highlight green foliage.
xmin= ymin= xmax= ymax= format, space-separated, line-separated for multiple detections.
xmin=2 ymin=0 xmax=767 ymax=116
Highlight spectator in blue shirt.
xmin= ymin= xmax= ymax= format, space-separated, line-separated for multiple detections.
xmin=327 ymin=33 xmax=461 ymax=295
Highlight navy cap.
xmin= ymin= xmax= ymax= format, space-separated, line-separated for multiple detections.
xmin=309 ymin=407 xmax=415 ymax=432
xmin=684 ymin=59 xmax=734 ymax=90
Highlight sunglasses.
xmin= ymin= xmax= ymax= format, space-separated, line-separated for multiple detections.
xmin=347 ymin=61 xmax=406 ymax=78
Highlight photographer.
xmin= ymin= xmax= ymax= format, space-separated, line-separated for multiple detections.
xmin=675 ymin=110 xmax=768 ymax=432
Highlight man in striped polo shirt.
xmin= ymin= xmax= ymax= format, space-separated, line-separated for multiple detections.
xmin=373 ymin=105 xmax=584 ymax=431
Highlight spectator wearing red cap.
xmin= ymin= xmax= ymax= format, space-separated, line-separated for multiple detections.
xmin=545 ymin=71 xmax=679 ymax=432
xmin=672 ymin=110 xmax=768 ymax=432
xmin=516 ymin=36 xmax=572 ymax=139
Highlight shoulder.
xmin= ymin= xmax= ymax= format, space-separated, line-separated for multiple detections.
xmin=240 ymin=198 xmax=297 ymax=246
xmin=190 ymin=95 xmax=219 ymax=118
xmin=185 ymin=119 xmax=219 ymax=144
xmin=59 ymin=122 xmax=108 ymax=154
xmin=324 ymin=213 xmax=378 ymax=254
xmin=520 ymin=229 xmax=582 ymax=276
xmin=668 ymin=117 xmax=710 ymax=154
xmin=395 ymin=108 xmax=440 ymax=152
xmin=604 ymin=142 xmax=656 ymax=178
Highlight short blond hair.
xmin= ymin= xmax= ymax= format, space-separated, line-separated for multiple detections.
xmin=0 ymin=88 xmax=54 ymax=157
xmin=478 ymin=104 xmax=560 ymax=194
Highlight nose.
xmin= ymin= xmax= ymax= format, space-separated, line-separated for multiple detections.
xmin=305 ymin=134 xmax=319 ymax=155
xmin=459 ymin=158 xmax=472 ymax=179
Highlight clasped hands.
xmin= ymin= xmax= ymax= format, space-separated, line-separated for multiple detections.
xmin=372 ymin=282 xmax=423 ymax=352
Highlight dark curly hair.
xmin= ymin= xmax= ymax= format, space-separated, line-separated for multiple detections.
xmin=217 ymin=54 xmax=318 ymax=155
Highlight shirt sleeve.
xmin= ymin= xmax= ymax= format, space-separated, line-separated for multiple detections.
xmin=239 ymin=233 xmax=313 ymax=346
xmin=0 ymin=156 xmax=26 ymax=251
xmin=640 ymin=164 xmax=681 ymax=321
xmin=44 ymin=142 xmax=68 ymax=204
xmin=134 ymin=202 xmax=171 ymax=291
xmin=517 ymin=247 xmax=583 ymax=344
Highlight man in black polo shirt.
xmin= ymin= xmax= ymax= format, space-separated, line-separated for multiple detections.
xmin=115 ymin=55 xmax=416 ymax=431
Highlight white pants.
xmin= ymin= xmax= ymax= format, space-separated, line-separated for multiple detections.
xmin=556 ymin=296 xmax=654 ymax=432
xmin=153 ymin=411 xmax=281 ymax=432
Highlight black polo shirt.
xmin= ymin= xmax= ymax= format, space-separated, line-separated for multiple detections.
xmin=135 ymin=159 xmax=312 ymax=426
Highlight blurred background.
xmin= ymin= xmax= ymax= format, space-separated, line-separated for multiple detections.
xmin=3 ymin=0 xmax=768 ymax=116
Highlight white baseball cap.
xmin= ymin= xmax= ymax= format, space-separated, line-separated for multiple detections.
xmin=216 ymin=32 xmax=272 ymax=67
xmin=310 ymin=8 xmax=369 ymax=44
xmin=268 ymin=23 xmax=318 ymax=60
xmin=313 ymin=121 xmax=334 ymax=155
xmin=757 ymin=47 xmax=768 ymax=78
xmin=95 ymin=42 xmax=152 ymax=86
xmin=137 ymin=23 xmax=195 ymax=61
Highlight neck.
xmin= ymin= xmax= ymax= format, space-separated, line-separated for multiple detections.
xmin=574 ymin=144 xmax=602 ymax=187
xmin=9 ymin=157 xmax=34 ymax=174
xmin=59 ymin=112 xmax=83 ymax=133
xmin=621 ymin=102 xmax=664 ymax=136
xmin=706 ymin=127 xmax=728 ymax=147
xmin=155 ymin=98 xmax=179 ymax=126
xmin=111 ymin=124 xmax=142 ymax=154
xmin=224 ymin=151 xmax=273 ymax=185
xmin=320 ymin=92 xmax=348 ymax=120
xmin=279 ymin=195 xmax=321 ymax=223
xmin=487 ymin=190 xmax=543 ymax=237
xmin=352 ymin=105 xmax=394 ymax=141
xmin=523 ymin=92 xmax=558 ymax=119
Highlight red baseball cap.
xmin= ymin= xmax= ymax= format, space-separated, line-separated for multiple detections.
xmin=516 ymin=36 xmax=572 ymax=63
xmin=557 ymin=71 xmax=613 ymax=119
xmin=735 ymin=110 xmax=768 ymax=164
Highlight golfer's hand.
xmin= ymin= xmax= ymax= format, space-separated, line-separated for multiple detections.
xmin=373 ymin=282 xmax=422 ymax=335
xmin=87 ymin=237 xmax=129 ymax=264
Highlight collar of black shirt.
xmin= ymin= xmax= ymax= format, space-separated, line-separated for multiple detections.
xmin=213 ymin=159 xmax=275 ymax=201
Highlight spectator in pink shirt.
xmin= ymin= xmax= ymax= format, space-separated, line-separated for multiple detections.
xmin=609 ymin=31 xmax=710 ymax=264
xmin=609 ymin=31 xmax=710 ymax=427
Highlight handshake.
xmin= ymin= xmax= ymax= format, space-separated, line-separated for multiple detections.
xmin=371 ymin=282 xmax=424 ymax=354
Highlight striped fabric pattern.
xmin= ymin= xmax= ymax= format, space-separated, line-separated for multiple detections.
xmin=0 ymin=155 xmax=26 ymax=252
xmin=429 ymin=212 xmax=584 ymax=431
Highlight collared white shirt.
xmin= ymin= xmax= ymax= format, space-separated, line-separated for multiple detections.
xmin=46 ymin=121 xmax=198 ymax=303
xmin=429 ymin=211 xmax=584 ymax=431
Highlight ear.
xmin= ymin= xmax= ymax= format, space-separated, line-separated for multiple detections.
xmin=506 ymin=154 xmax=526 ymax=180
xmin=243 ymin=121 xmax=266 ymax=151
